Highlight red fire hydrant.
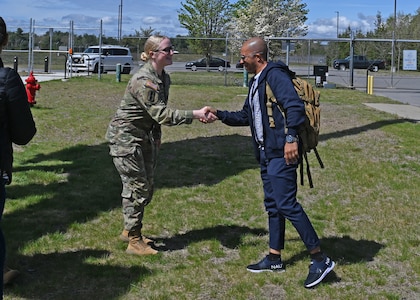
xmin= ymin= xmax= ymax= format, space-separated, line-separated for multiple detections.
xmin=25 ymin=71 xmax=41 ymax=106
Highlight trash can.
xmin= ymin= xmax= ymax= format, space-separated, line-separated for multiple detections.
xmin=313 ymin=65 xmax=328 ymax=87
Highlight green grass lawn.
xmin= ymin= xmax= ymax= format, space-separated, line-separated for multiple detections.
xmin=2 ymin=73 xmax=419 ymax=299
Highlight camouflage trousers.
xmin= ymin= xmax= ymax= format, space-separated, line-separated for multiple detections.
xmin=112 ymin=143 xmax=157 ymax=232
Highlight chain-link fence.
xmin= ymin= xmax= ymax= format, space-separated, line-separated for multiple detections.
xmin=3 ymin=21 xmax=419 ymax=89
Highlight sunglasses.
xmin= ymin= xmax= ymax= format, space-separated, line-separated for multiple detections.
xmin=240 ymin=55 xmax=251 ymax=60
xmin=240 ymin=52 xmax=262 ymax=60
xmin=155 ymin=45 xmax=175 ymax=54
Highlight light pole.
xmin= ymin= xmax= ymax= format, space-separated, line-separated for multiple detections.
xmin=391 ymin=0 xmax=396 ymax=87
xmin=118 ymin=0 xmax=123 ymax=42
xmin=335 ymin=11 xmax=339 ymax=38
xmin=335 ymin=11 xmax=339 ymax=61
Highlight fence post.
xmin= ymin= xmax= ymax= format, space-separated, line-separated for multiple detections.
xmin=243 ymin=69 xmax=248 ymax=87
xmin=116 ymin=63 xmax=121 ymax=82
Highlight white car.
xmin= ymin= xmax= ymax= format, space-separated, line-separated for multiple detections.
xmin=67 ymin=45 xmax=133 ymax=74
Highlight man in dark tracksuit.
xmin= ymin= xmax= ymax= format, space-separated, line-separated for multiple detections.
xmin=211 ymin=37 xmax=334 ymax=288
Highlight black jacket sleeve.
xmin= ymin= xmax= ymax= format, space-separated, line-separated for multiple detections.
xmin=5 ymin=68 xmax=36 ymax=145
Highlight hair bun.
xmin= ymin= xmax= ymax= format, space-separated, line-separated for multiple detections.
xmin=140 ymin=52 xmax=149 ymax=62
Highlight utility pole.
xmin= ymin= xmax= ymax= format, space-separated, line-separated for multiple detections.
xmin=390 ymin=0 xmax=396 ymax=88
xmin=335 ymin=11 xmax=339 ymax=62
xmin=335 ymin=11 xmax=339 ymax=38
xmin=118 ymin=0 xmax=123 ymax=42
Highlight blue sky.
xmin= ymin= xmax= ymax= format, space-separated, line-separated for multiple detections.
xmin=1 ymin=1 xmax=418 ymax=38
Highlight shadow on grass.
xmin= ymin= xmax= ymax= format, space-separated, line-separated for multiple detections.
xmin=320 ymin=118 xmax=414 ymax=142
xmin=5 ymin=250 xmax=149 ymax=299
xmin=7 ymin=134 xmax=255 ymax=236
xmin=285 ymin=235 xmax=384 ymax=265
xmin=3 ymin=131 xmax=386 ymax=297
xmin=153 ymin=224 xmax=268 ymax=251
xmin=3 ymin=134 xmax=256 ymax=298
xmin=155 ymin=134 xmax=256 ymax=188
xmin=284 ymin=235 xmax=384 ymax=286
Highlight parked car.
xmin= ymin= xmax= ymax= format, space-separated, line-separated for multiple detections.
xmin=67 ymin=45 xmax=133 ymax=74
xmin=333 ymin=55 xmax=385 ymax=72
xmin=236 ymin=61 xmax=244 ymax=68
xmin=185 ymin=57 xmax=230 ymax=71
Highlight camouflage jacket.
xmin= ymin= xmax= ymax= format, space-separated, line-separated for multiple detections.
xmin=106 ymin=61 xmax=193 ymax=156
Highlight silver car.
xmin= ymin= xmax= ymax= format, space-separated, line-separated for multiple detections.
xmin=67 ymin=45 xmax=133 ymax=74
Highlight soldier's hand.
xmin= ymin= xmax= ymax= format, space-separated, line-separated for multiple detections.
xmin=194 ymin=106 xmax=218 ymax=123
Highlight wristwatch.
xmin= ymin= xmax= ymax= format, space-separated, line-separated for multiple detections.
xmin=286 ymin=135 xmax=299 ymax=143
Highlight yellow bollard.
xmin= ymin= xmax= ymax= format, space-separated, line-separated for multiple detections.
xmin=367 ymin=75 xmax=374 ymax=95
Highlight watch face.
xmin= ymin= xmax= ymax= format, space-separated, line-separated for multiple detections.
xmin=286 ymin=135 xmax=298 ymax=143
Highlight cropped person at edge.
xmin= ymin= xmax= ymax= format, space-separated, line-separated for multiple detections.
xmin=0 ymin=16 xmax=37 ymax=297
xmin=206 ymin=37 xmax=335 ymax=288
xmin=106 ymin=35 xmax=213 ymax=256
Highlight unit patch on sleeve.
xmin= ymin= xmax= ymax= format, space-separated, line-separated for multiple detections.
xmin=145 ymin=80 xmax=159 ymax=92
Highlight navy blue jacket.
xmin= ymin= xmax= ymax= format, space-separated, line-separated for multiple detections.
xmin=216 ymin=61 xmax=305 ymax=162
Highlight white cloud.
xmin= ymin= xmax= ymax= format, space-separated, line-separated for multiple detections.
xmin=308 ymin=13 xmax=378 ymax=38
xmin=141 ymin=16 xmax=162 ymax=25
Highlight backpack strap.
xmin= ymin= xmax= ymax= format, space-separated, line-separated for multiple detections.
xmin=265 ymin=82 xmax=276 ymax=128
xmin=265 ymin=81 xmax=288 ymax=133
xmin=303 ymin=152 xmax=314 ymax=188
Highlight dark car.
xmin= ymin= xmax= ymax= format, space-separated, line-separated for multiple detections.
xmin=236 ymin=61 xmax=244 ymax=68
xmin=185 ymin=57 xmax=230 ymax=71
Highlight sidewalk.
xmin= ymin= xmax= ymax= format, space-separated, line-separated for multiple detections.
xmin=21 ymin=71 xmax=89 ymax=82
xmin=364 ymin=103 xmax=420 ymax=123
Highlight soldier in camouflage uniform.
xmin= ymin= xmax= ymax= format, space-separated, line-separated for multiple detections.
xmin=106 ymin=35 xmax=213 ymax=256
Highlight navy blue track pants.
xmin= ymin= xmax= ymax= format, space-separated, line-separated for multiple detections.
xmin=259 ymin=149 xmax=320 ymax=252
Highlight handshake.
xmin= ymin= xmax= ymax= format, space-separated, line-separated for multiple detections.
xmin=193 ymin=106 xmax=218 ymax=124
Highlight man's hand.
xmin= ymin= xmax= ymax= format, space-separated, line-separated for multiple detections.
xmin=193 ymin=106 xmax=218 ymax=123
xmin=284 ymin=142 xmax=299 ymax=165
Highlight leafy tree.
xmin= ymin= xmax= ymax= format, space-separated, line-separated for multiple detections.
xmin=229 ymin=0 xmax=308 ymax=58
xmin=406 ymin=9 xmax=420 ymax=69
xmin=171 ymin=36 xmax=190 ymax=53
xmin=133 ymin=26 xmax=160 ymax=38
xmin=230 ymin=0 xmax=251 ymax=18
xmin=7 ymin=28 xmax=29 ymax=49
xmin=372 ymin=9 xmax=420 ymax=69
xmin=178 ymin=0 xmax=231 ymax=67
xmin=328 ymin=7 xmax=420 ymax=70
xmin=366 ymin=11 xmax=390 ymax=60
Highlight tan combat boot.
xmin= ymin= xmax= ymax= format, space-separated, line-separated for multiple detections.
xmin=120 ymin=229 xmax=154 ymax=244
xmin=3 ymin=266 xmax=20 ymax=285
xmin=126 ymin=231 xmax=158 ymax=256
